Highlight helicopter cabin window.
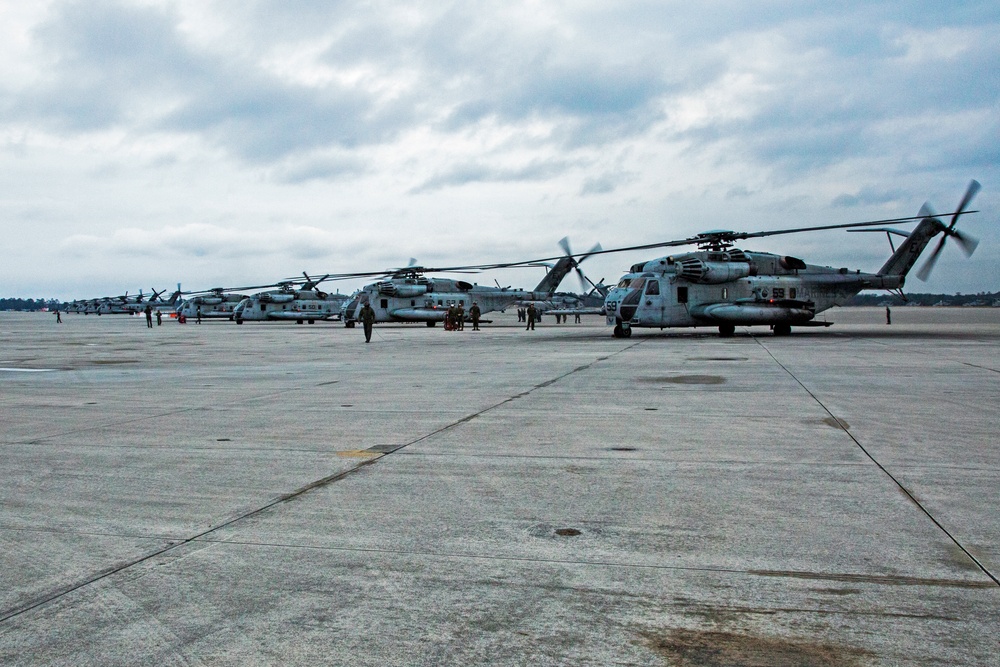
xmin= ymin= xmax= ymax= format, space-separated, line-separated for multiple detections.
xmin=722 ymin=287 xmax=728 ymax=299
xmin=411 ymin=300 xmax=416 ymax=306
xmin=438 ymin=300 xmax=443 ymax=306
xmin=380 ymin=299 xmax=388 ymax=309
xmin=628 ymin=277 xmax=647 ymax=290
xmin=645 ymin=280 xmax=659 ymax=295
xmin=772 ymin=287 xmax=785 ymax=298
xmin=677 ymin=286 xmax=688 ymax=303
xmin=790 ymin=288 xmax=797 ymax=299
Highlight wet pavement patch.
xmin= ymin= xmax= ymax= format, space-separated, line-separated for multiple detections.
xmin=641 ymin=375 xmax=726 ymax=385
xmin=821 ymin=417 xmax=850 ymax=430
xmin=610 ymin=447 xmax=637 ymax=452
xmin=645 ymin=628 xmax=872 ymax=666
xmin=686 ymin=357 xmax=749 ymax=362
xmin=554 ymin=528 xmax=581 ymax=537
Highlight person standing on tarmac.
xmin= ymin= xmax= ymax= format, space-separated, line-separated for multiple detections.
xmin=525 ymin=303 xmax=537 ymax=330
xmin=469 ymin=302 xmax=481 ymax=330
xmin=145 ymin=304 xmax=153 ymax=328
xmin=155 ymin=310 xmax=162 ymax=326
xmin=196 ymin=307 xmax=202 ymax=324
xmin=359 ymin=301 xmax=376 ymax=343
xmin=456 ymin=303 xmax=465 ymax=330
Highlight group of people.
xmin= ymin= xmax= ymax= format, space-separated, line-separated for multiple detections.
xmin=355 ymin=300 xmax=483 ymax=344
xmin=443 ymin=302 xmax=481 ymax=331
xmin=143 ymin=304 xmax=164 ymax=327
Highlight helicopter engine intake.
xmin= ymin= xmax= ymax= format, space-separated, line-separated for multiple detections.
xmin=675 ymin=258 xmax=752 ymax=284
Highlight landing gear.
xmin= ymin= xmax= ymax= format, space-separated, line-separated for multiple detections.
xmin=718 ymin=324 xmax=735 ymax=338
xmin=308 ymin=319 xmax=315 ymax=324
xmin=772 ymin=323 xmax=792 ymax=336
xmin=427 ymin=321 xmax=436 ymax=327
xmin=613 ymin=323 xmax=632 ymax=338
xmin=345 ymin=321 xmax=355 ymax=328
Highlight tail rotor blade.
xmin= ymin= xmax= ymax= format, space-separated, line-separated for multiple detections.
xmin=916 ymin=237 xmax=946 ymax=281
xmin=558 ymin=237 xmax=572 ymax=257
xmin=950 ymin=180 xmax=981 ymax=228
xmin=952 ymin=229 xmax=979 ymax=257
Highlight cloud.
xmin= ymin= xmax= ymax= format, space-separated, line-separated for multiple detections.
xmin=411 ymin=158 xmax=576 ymax=193
xmin=59 ymin=222 xmax=347 ymax=260
xmin=832 ymin=187 xmax=907 ymax=208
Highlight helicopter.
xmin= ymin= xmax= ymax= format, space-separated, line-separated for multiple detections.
xmin=65 ymin=289 xmax=180 ymax=315
xmin=176 ymin=288 xmax=250 ymax=321
xmin=338 ymin=251 xmax=588 ymax=327
xmin=233 ymin=273 xmax=349 ymax=324
xmin=602 ymin=181 xmax=982 ymax=338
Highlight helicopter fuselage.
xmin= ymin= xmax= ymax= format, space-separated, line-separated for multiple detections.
xmin=176 ymin=294 xmax=248 ymax=320
xmin=234 ymin=290 xmax=348 ymax=323
xmin=341 ymin=277 xmax=549 ymax=326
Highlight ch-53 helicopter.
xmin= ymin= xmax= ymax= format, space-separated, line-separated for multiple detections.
xmin=65 ymin=289 xmax=180 ymax=315
xmin=232 ymin=273 xmax=349 ymax=324
xmin=338 ymin=251 xmax=588 ymax=327
xmin=601 ymin=181 xmax=982 ymax=338
xmin=175 ymin=287 xmax=250 ymax=320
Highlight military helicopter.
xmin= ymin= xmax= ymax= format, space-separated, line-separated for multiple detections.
xmin=176 ymin=287 xmax=250 ymax=321
xmin=65 ymin=289 xmax=180 ymax=315
xmin=233 ymin=273 xmax=349 ymax=324
xmin=339 ymin=254 xmax=584 ymax=327
xmin=602 ymin=181 xmax=982 ymax=337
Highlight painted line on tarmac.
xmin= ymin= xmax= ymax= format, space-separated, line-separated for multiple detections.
xmin=752 ymin=335 xmax=1000 ymax=588
xmin=0 ymin=341 xmax=644 ymax=625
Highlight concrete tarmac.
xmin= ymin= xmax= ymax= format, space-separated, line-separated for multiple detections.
xmin=1 ymin=308 xmax=998 ymax=665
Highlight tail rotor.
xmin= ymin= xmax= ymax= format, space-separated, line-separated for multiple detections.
xmin=916 ymin=180 xmax=981 ymax=281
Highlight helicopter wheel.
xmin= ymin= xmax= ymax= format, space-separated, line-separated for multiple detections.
xmin=308 ymin=319 xmax=315 ymax=324
xmin=719 ymin=324 xmax=735 ymax=338
xmin=623 ymin=326 xmax=632 ymax=338
xmin=346 ymin=321 xmax=355 ymax=328
xmin=236 ymin=319 xmax=243 ymax=325
xmin=427 ymin=321 xmax=436 ymax=327
xmin=613 ymin=324 xmax=624 ymax=338
xmin=773 ymin=323 xmax=791 ymax=336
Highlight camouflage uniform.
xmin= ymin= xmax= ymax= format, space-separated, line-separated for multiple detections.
xmin=359 ymin=302 xmax=376 ymax=342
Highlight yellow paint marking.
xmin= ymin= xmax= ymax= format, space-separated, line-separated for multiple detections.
xmin=336 ymin=450 xmax=383 ymax=460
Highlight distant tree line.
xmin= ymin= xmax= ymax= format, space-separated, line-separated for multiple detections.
xmin=0 ymin=298 xmax=64 ymax=311
xmin=848 ymin=291 xmax=1000 ymax=307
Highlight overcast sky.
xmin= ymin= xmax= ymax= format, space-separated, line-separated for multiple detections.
xmin=2 ymin=0 xmax=997 ymax=300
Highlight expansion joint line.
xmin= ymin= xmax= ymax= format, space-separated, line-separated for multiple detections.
xmin=752 ymin=336 xmax=1000 ymax=588
xmin=0 ymin=343 xmax=641 ymax=625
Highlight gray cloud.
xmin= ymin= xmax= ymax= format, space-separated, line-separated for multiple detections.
xmin=411 ymin=158 xmax=576 ymax=193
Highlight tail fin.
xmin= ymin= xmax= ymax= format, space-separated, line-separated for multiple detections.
xmin=532 ymin=256 xmax=576 ymax=294
xmin=877 ymin=209 xmax=945 ymax=278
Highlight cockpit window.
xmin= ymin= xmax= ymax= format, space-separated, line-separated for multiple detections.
xmin=628 ymin=278 xmax=647 ymax=290
xmin=645 ymin=280 xmax=660 ymax=295
xmin=617 ymin=278 xmax=632 ymax=288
